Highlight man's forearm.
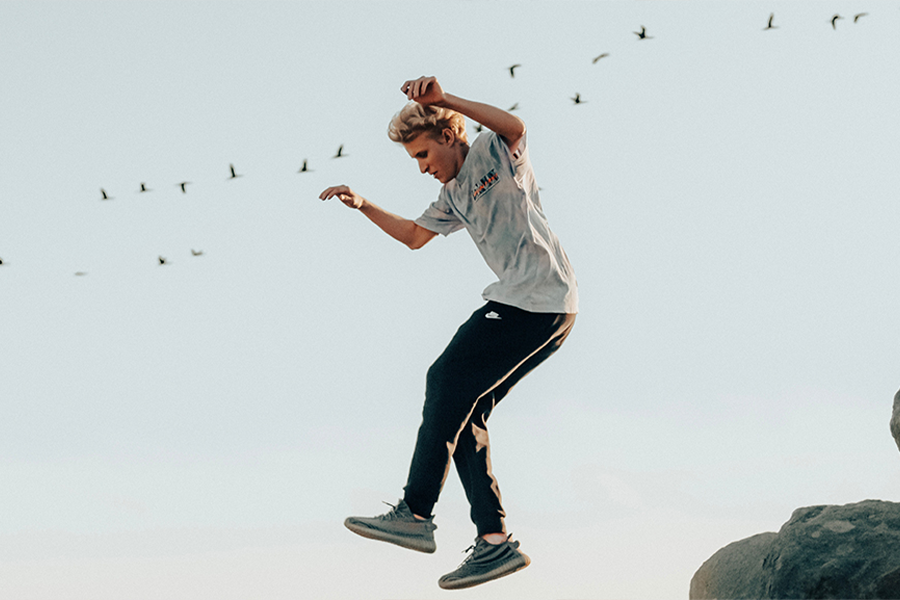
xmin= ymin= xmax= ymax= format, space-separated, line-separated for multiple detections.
xmin=439 ymin=93 xmax=526 ymax=146
xmin=359 ymin=199 xmax=432 ymax=249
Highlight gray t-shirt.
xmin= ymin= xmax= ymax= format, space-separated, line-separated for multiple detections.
xmin=415 ymin=131 xmax=578 ymax=314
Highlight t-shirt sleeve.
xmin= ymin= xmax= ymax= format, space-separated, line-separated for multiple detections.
xmin=414 ymin=192 xmax=465 ymax=236
xmin=488 ymin=131 xmax=528 ymax=179
xmin=509 ymin=132 xmax=528 ymax=167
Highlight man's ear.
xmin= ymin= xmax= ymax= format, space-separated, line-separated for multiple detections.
xmin=441 ymin=128 xmax=455 ymax=145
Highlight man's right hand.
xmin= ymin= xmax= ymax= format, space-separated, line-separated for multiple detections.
xmin=319 ymin=185 xmax=365 ymax=209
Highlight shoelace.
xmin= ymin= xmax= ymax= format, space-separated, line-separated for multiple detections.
xmin=456 ymin=538 xmax=496 ymax=567
xmin=456 ymin=535 xmax=514 ymax=567
xmin=378 ymin=501 xmax=403 ymax=520
xmin=454 ymin=543 xmax=480 ymax=568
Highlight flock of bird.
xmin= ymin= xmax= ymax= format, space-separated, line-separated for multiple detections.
xmin=98 ymin=146 xmax=345 ymax=203
xmin=0 ymin=10 xmax=878 ymax=273
xmin=83 ymin=146 xmax=347 ymax=270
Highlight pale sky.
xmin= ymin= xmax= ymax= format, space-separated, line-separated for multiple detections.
xmin=2 ymin=2 xmax=899 ymax=599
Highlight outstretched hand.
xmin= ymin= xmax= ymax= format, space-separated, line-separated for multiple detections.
xmin=319 ymin=185 xmax=365 ymax=209
xmin=401 ymin=76 xmax=446 ymax=106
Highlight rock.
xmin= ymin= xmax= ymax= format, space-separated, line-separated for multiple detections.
xmin=689 ymin=532 xmax=776 ymax=599
xmin=891 ymin=389 xmax=900 ymax=453
xmin=691 ymin=500 xmax=900 ymax=599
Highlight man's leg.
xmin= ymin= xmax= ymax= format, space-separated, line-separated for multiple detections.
xmin=452 ymin=316 xmax=575 ymax=537
xmin=403 ymin=302 xmax=575 ymax=523
xmin=435 ymin=315 xmax=574 ymax=590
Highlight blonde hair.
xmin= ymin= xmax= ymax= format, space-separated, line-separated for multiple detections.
xmin=388 ymin=102 xmax=468 ymax=145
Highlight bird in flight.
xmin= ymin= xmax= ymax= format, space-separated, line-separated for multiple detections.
xmin=508 ymin=103 xmax=519 ymax=111
xmin=474 ymin=123 xmax=484 ymax=133
xmin=138 ymin=182 xmax=152 ymax=193
xmin=176 ymin=182 xmax=191 ymax=193
xmin=634 ymin=26 xmax=653 ymax=39
xmin=509 ymin=64 xmax=521 ymax=78
xmin=831 ymin=14 xmax=843 ymax=29
xmin=764 ymin=13 xmax=777 ymax=30
xmin=333 ymin=145 xmax=345 ymax=158
xmin=158 ymin=256 xmax=168 ymax=265
xmin=853 ymin=12 xmax=868 ymax=23
xmin=228 ymin=164 xmax=242 ymax=179
xmin=298 ymin=159 xmax=312 ymax=173
xmin=100 ymin=188 xmax=113 ymax=201
xmin=571 ymin=93 xmax=586 ymax=105
xmin=191 ymin=249 xmax=204 ymax=256
xmin=592 ymin=53 xmax=610 ymax=63
xmin=74 ymin=271 xmax=87 ymax=276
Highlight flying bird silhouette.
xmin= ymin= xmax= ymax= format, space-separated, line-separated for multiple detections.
xmin=508 ymin=64 xmax=521 ymax=78
xmin=191 ymin=249 xmax=204 ymax=256
xmin=298 ymin=159 xmax=312 ymax=173
xmin=571 ymin=93 xmax=586 ymax=105
xmin=158 ymin=256 xmax=168 ymax=265
xmin=228 ymin=164 xmax=242 ymax=179
xmin=333 ymin=145 xmax=345 ymax=158
xmin=474 ymin=123 xmax=484 ymax=133
xmin=508 ymin=103 xmax=519 ymax=111
xmin=854 ymin=12 xmax=868 ymax=23
xmin=634 ymin=26 xmax=653 ymax=39
xmin=176 ymin=181 xmax=191 ymax=193
xmin=138 ymin=182 xmax=151 ymax=193
xmin=74 ymin=271 xmax=87 ymax=276
xmin=831 ymin=14 xmax=843 ymax=29
xmin=764 ymin=13 xmax=777 ymax=30
xmin=592 ymin=53 xmax=610 ymax=63
xmin=100 ymin=188 xmax=113 ymax=201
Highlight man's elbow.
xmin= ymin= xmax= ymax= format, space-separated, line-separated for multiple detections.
xmin=406 ymin=226 xmax=436 ymax=250
xmin=512 ymin=119 xmax=526 ymax=140
xmin=407 ymin=236 xmax=428 ymax=250
xmin=504 ymin=120 xmax=526 ymax=153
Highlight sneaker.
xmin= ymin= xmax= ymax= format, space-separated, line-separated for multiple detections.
xmin=344 ymin=499 xmax=437 ymax=553
xmin=438 ymin=535 xmax=530 ymax=590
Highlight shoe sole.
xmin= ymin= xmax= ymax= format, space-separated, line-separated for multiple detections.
xmin=438 ymin=552 xmax=531 ymax=590
xmin=344 ymin=518 xmax=437 ymax=554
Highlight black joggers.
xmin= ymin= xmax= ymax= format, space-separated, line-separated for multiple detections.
xmin=403 ymin=301 xmax=576 ymax=536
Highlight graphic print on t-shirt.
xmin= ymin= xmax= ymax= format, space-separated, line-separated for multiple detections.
xmin=471 ymin=168 xmax=499 ymax=203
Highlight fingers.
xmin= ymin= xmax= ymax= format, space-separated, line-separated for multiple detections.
xmin=319 ymin=185 xmax=349 ymax=201
xmin=401 ymin=76 xmax=436 ymax=101
xmin=413 ymin=77 xmax=427 ymax=99
xmin=320 ymin=185 xmax=362 ymax=209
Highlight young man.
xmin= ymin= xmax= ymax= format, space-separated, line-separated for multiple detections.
xmin=319 ymin=76 xmax=578 ymax=590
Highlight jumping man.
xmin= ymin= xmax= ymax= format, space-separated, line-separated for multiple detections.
xmin=319 ymin=75 xmax=578 ymax=590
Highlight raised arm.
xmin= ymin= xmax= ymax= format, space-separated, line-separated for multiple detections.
xmin=401 ymin=76 xmax=526 ymax=153
xmin=319 ymin=185 xmax=437 ymax=250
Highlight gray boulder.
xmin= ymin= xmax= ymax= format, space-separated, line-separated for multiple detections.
xmin=691 ymin=500 xmax=900 ymax=599
xmin=891 ymin=389 xmax=900 ymax=453
xmin=690 ymin=531 xmax=776 ymax=599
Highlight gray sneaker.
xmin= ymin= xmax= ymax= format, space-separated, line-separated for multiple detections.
xmin=438 ymin=535 xmax=530 ymax=590
xmin=343 ymin=499 xmax=437 ymax=553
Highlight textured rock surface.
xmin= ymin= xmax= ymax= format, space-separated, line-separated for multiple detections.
xmin=691 ymin=500 xmax=900 ymax=599
xmin=689 ymin=532 xmax=776 ymax=599
xmin=891 ymin=389 xmax=900 ymax=453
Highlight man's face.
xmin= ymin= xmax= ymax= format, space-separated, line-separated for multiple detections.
xmin=403 ymin=129 xmax=463 ymax=184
